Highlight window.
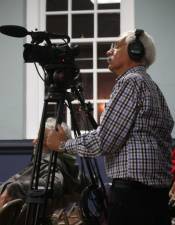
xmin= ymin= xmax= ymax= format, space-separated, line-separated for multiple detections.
xmin=26 ymin=0 xmax=134 ymax=138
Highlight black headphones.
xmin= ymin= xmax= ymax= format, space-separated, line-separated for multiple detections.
xmin=128 ymin=29 xmax=145 ymax=61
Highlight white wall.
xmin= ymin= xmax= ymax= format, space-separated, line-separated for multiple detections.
xmin=135 ymin=0 xmax=175 ymax=137
xmin=0 ymin=0 xmax=26 ymax=139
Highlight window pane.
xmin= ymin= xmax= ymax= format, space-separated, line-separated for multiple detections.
xmin=74 ymin=43 xmax=93 ymax=69
xmin=72 ymin=14 xmax=94 ymax=38
xmin=46 ymin=15 xmax=68 ymax=35
xmin=98 ymin=103 xmax=105 ymax=124
xmin=98 ymin=13 xmax=120 ymax=37
xmin=81 ymin=73 xmax=93 ymax=99
xmin=72 ymin=0 xmax=93 ymax=10
xmin=71 ymin=104 xmax=94 ymax=130
xmin=98 ymin=2 xmax=120 ymax=10
xmin=97 ymin=42 xmax=111 ymax=68
xmin=46 ymin=0 xmax=68 ymax=11
xmin=98 ymin=73 xmax=116 ymax=99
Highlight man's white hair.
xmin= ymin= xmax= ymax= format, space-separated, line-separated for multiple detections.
xmin=46 ymin=117 xmax=72 ymax=139
xmin=118 ymin=30 xmax=156 ymax=68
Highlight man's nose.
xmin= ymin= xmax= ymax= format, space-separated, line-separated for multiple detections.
xmin=106 ymin=48 xmax=113 ymax=56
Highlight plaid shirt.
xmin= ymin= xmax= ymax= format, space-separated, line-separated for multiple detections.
xmin=65 ymin=66 xmax=174 ymax=187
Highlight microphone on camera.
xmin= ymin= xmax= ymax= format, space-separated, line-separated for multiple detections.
xmin=0 ymin=25 xmax=70 ymax=42
xmin=0 ymin=25 xmax=28 ymax=37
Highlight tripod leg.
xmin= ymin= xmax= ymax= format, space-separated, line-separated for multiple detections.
xmin=41 ymin=95 xmax=66 ymax=219
xmin=30 ymin=100 xmax=49 ymax=190
xmin=24 ymin=99 xmax=50 ymax=225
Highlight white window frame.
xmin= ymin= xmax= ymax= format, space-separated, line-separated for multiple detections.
xmin=26 ymin=0 xmax=135 ymax=139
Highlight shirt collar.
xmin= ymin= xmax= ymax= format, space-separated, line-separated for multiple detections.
xmin=115 ymin=66 xmax=146 ymax=82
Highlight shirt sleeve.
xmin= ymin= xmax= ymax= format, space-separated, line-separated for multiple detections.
xmin=65 ymin=77 xmax=141 ymax=157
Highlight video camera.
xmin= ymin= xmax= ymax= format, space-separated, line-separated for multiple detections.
xmin=0 ymin=25 xmax=80 ymax=90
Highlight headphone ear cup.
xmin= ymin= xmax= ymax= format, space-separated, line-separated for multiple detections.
xmin=128 ymin=37 xmax=145 ymax=61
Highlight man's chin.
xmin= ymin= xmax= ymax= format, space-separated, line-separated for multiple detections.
xmin=108 ymin=65 xmax=114 ymax=72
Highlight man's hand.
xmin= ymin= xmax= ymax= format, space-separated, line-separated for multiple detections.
xmin=0 ymin=190 xmax=13 ymax=208
xmin=169 ymin=181 xmax=175 ymax=207
xmin=170 ymin=181 xmax=175 ymax=197
xmin=46 ymin=125 xmax=67 ymax=152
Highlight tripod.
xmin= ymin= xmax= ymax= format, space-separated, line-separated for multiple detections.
xmin=24 ymin=84 xmax=108 ymax=225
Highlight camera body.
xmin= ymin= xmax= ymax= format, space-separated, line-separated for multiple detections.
xmin=23 ymin=43 xmax=79 ymax=65
xmin=23 ymin=42 xmax=80 ymax=90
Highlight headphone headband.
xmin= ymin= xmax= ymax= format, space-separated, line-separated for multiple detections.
xmin=135 ymin=29 xmax=144 ymax=39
